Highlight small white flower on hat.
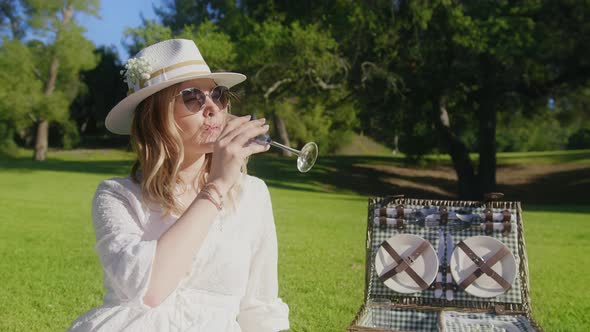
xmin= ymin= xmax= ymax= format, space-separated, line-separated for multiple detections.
xmin=120 ymin=56 xmax=152 ymax=86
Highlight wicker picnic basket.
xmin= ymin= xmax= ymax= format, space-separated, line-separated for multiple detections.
xmin=348 ymin=193 xmax=543 ymax=332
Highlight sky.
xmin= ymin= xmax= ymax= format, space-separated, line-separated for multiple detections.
xmin=78 ymin=0 xmax=164 ymax=60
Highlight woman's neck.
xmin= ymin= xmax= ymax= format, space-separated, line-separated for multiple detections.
xmin=178 ymin=152 xmax=206 ymax=189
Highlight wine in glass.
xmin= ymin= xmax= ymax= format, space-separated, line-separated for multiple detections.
xmin=225 ymin=113 xmax=318 ymax=173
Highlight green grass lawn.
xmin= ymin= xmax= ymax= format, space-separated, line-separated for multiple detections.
xmin=0 ymin=148 xmax=588 ymax=331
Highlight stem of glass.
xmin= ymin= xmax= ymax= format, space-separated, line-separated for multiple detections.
xmin=269 ymin=140 xmax=300 ymax=155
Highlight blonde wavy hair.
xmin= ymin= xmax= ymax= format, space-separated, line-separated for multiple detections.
xmin=129 ymin=82 xmax=247 ymax=218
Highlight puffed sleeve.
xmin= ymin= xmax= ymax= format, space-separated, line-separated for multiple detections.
xmin=237 ymin=179 xmax=290 ymax=332
xmin=91 ymin=179 xmax=157 ymax=310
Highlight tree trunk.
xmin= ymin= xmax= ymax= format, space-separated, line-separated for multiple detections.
xmin=392 ymin=135 xmax=399 ymax=155
xmin=32 ymin=4 xmax=73 ymax=161
xmin=272 ymin=113 xmax=292 ymax=157
xmin=477 ymin=107 xmax=497 ymax=199
xmin=33 ymin=58 xmax=59 ymax=160
xmin=477 ymin=117 xmax=497 ymax=195
xmin=33 ymin=120 xmax=49 ymax=161
xmin=477 ymin=56 xmax=498 ymax=199
xmin=432 ymin=95 xmax=478 ymax=199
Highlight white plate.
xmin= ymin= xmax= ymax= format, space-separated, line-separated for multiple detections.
xmin=374 ymin=234 xmax=438 ymax=293
xmin=450 ymin=236 xmax=516 ymax=298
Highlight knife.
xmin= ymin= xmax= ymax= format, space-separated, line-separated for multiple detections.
xmin=374 ymin=207 xmax=440 ymax=219
xmin=444 ymin=211 xmax=514 ymax=224
xmin=429 ymin=212 xmax=477 ymax=224
xmin=445 ymin=232 xmax=455 ymax=301
xmin=425 ymin=214 xmax=472 ymax=230
xmin=425 ymin=211 xmax=465 ymax=225
xmin=373 ymin=217 xmax=426 ymax=227
xmin=434 ymin=229 xmax=445 ymax=298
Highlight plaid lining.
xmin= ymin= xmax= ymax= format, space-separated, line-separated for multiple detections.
xmin=368 ymin=307 xmax=439 ymax=331
xmin=442 ymin=311 xmax=535 ymax=332
xmin=369 ymin=204 xmax=523 ymax=304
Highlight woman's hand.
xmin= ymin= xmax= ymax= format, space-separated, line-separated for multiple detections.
xmin=207 ymin=115 xmax=270 ymax=196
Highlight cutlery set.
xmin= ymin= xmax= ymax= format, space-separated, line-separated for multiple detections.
xmin=434 ymin=229 xmax=456 ymax=300
xmin=373 ymin=206 xmax=513 ymax=235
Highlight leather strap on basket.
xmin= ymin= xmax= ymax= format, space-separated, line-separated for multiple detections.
xmin=435 ymin=265 xmax=444 ymax=290
xmin=440 ymin=207 xmax=448 ymax=225
xmin=395 ymin=205 xmax=405 ymax=229
xmin=484 ymin=209 xmax=494 ymax=234
xmin=502 ymin=210 xmax=512 ymax=236
xmin=456 ymin=241 xmax=512 ymax=291
xmin=395 ymin=218 xmax=404 ymax=229
xmin=378 ymin=240 xmax=430 ymax=290
xmin=446 ymin=264 xmax=454 ymax=291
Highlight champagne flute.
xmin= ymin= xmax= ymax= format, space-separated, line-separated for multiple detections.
xmin=225 ymin=113 xmax=318 ymax=173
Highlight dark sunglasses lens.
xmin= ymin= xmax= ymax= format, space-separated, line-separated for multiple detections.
xmin=181 ymin=89 xmax=206 ymax=112
xmin=211 ymin=86 xmax=229 ymax=108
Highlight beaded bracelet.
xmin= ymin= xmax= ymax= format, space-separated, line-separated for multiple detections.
xmin=198 ymin=188 xmax=223 ymax=211
xmin=204 ymin=182 xmax=223 ymax=202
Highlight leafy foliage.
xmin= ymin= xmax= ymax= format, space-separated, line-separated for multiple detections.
xmin=123 ymin=9 xmax=357 ymax=153
xmin=1 ymin=0 xmax=589 ymax=190
xmin=0 ymin=38 xmax=41 ymax=152
xmin=0 ymin=0 xmax=99 ymax=152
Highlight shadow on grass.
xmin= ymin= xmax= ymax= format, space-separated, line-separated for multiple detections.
xmin=250 ymin=154 xmax=590 ymax=205
xmin=0 ymin=156 xmax=134 ymax=176
xmin=2 ymin=151 xmax=589 ymax=206
xmin=0 ymin=152 xmax=454 ymax=199
xmin=495 ymin=165 xmax=590 ymax=205
xmin=248 ymin=154 xmax=459 ymax=199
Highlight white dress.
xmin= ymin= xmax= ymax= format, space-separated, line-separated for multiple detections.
xmin=67 ymin=173 xmax=289 ymax=332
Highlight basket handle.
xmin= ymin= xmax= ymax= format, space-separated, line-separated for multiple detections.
xmin=379 ymin=194 xmax=405 ymax=207
xmin=483 ymin=192 xmax=504 ymax=203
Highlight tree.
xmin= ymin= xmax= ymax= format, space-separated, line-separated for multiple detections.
xmin=23 ymin=0 xmax=99 ymax=160
xmin=345 ymin=0 xmax=590 ymax=199
xmin=70 ymin=45 xmax=127 ymax=138
xmin=0 ymin=38 xmax=42 ymax=153
xmin=237 ymin=19 xmax=353 ymax=154
xmin=124 ymin=20 xmax=237 ymax=70
xmin=127 ymin=0 xmax=357 ymax=154
xmin=122 ymin=0 xmax=590 ymax=197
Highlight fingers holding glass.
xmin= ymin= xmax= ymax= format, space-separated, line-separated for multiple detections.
xmin=233 ymin=124 xmax=270 ymax=148
xmin=243 ymin=138 xmax=271 ymax=157
xmin=223 ymin=117 xmax=266 ymax=143
xmin=218 ymin=114 xmax=251 ymax=139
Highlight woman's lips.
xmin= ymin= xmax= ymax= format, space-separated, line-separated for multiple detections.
xmin=203 ymin=124 xmax=221 ymax=132
xmin=201 ymin=125 xmax=222 ymax=143
xmin=198 ymin=121 xmax=224 ymax=143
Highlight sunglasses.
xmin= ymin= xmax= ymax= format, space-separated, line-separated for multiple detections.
xmin=175 ymin=85 xmax=229 ymax=113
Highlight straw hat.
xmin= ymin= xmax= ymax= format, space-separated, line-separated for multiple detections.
xmin=105 ymin=39 xmax=246 ymax=135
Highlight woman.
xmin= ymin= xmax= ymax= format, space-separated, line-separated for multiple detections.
xmin=67 ymin=39 xmax=290 ymax=331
